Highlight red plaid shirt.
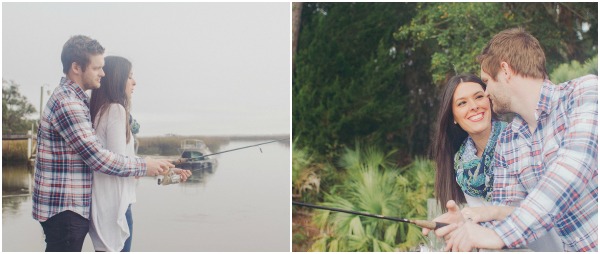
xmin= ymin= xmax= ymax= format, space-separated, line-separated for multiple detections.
xmin=32 ymin=77 xmax=147 ymax=222
xmin=491 ymin=75 xmax=598 ymax=251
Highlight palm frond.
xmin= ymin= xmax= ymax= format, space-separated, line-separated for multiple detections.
xmin=309 ymin=144 xmax=437 ymax=251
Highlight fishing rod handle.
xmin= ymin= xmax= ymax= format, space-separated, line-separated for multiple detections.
xmin=411 ymin=220 xmax=449 ymax=230
xmin=171 ymin=158 xmax=189 ymax=165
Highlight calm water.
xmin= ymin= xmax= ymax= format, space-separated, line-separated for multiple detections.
xmin=2 ymin=140 xmax=290 ymax=251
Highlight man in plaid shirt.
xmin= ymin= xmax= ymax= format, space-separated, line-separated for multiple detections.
xmin=33 ymin=35 xmax=175 ymax=251
xmin=430 ymin=28 xmax=597 ymax=251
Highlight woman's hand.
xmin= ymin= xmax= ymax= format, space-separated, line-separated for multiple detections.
xmin=460 ymin=206 xmax=489 ymax=223
xmin=461 ymin=206 xmax=515 ymax=223
xmin=170 ymin=168 xmax=192 ymax=182
xmin=145 ymin=157 xmax=175 ymax=176
xmin=423 ymin=200 xmax=464 ymax=236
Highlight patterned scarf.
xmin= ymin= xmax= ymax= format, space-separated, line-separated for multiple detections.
xmin=454 ymin=120 xmax=506 ymax=201
xmin=129 ymin=114 xmax=140 ymax=135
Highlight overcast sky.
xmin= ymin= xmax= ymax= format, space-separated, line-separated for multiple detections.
xmin=3 ymin=2 xmax=290 ymax=136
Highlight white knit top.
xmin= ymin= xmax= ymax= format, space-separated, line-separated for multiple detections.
xmin=89 ymin=103 xmax=138 ymax=251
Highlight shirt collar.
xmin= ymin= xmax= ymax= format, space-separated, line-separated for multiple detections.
xmin=60 ymin=77 xmax=90 ymax=105
xmin=509 ymin=79 xmax=555 ymax=135
xmin=536 ymin=79 xmax=555 ymax=117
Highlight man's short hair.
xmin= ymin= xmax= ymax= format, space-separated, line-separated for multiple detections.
xmin=61 ymin=35 xmax=105 ymax=74
xmin=477 ymin=27 xmax=547 ymax=81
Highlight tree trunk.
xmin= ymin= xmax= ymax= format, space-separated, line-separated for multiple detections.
xmin=292 ymin=2 xmax=303 ymax=72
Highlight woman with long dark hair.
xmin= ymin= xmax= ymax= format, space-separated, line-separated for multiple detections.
xmin=430 ymin=74 xmax=562 ymax=251
xmin=432 ymin=74 xmax=504 ymax=209
xmin=88 ymin=56 xmax=191 ymax=251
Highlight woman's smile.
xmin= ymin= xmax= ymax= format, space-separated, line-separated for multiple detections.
xmin=467 ymin=112 xmax=485 ymax=122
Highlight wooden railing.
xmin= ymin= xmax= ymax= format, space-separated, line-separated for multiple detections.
xmin=2 ymin=134 xmax=36 ymax=140
xmin=2 ymin=131 xmax=36 ymax=160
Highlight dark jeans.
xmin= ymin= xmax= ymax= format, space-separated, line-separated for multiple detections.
xmin=121 ymin=204 xmax=133 ymax=252
xmin=39 ymin=210 xmax=89 ymax=252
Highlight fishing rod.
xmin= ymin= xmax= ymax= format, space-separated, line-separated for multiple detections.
xmin=171 ymin=138 xmax=289 ymax=165
xmin=293 ymin=201 xmax=448 ymax=230
xmin=160 ymin=138 xmax=289 ymax=185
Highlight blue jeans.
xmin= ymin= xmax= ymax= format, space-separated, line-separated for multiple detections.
xmin=121 ymin=204 xmax=133 ymax=252
xmin=40 ymin=210 xmax=89 ymax=252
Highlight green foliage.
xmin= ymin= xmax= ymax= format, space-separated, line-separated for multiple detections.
xmin=397 ymin=158 xmax=436 ymax=218
xmin=292 ymin=139 xmax=322 ymax=202
xmin=2 ymin=80 xmax=37 ymax=134
xmin=309 ymin=144 xmax=435 ymax=251
xmin=293 ymin=3 xmax=434 ymax=158
xmin=550 ymin=56 xmax=598 ymax=84
xmin=294 ymin=2 xmax=597 ymax=164
xmin=292 ymin=137 xmax=340 ymax=204
xmin=292 ymin=232 xmax=308 ymax=248
xmin=396 ymin=3 xmax=598 ymax=85
xmin=395 ymin=3 xmax=507 ymax=84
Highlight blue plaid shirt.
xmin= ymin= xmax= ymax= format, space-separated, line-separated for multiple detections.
xmin=32 ymin=77 xmax=147 ymax=222
xmin=491 ymin=75 xmax=598 ymax=251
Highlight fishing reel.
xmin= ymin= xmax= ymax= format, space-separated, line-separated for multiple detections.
xmin=157 ymin=168 xmax=182 ymax=186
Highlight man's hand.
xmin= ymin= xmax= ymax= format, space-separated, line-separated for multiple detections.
xmin=145 ymin=157 xmax=174 ymax=176
xmin=440 ymin=220 xmax=505 ymax=251
xmin=423 ymin=200 xmax=464 ymax=236
xmin=171 ymin=168 xmax=192 ymax=182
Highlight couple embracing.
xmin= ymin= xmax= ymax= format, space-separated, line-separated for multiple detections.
xmin=430 ymin=28 xmax=597 ymax=251
xmin=32 ymin=35 xmax=192 ymax=252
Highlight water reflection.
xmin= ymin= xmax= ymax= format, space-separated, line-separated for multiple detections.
xmin=2 ymin=163 xmax=32 ymax=196
xmin=186 ymin=166 xmax=216 ymax=184
xmin=2 ymin=164 xmax=33 ymax=218
xmin=2 ymin=195 xmax=29 ymax=216
xmin=2 ymin=139 xmax=290 ymax=251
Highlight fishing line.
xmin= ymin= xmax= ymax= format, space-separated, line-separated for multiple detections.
xmin=171 ymin=138 xmax=289 ymax=165
xmin=202 ymin=138 xmax=288 ymax=157
xmin=292 ymin=201 xmax=448 ymax=230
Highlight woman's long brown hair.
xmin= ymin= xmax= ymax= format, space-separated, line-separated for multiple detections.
xmin=431 ymin=74 xmax=489 ymax=212
xmin=90 ymin=56 xmax=132 ymax=144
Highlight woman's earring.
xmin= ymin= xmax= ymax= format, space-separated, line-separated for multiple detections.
xmin=453 ymin=121 xmax=457 ymax=125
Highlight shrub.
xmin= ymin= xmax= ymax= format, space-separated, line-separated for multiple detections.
xmin=550 ymin=56 xmax=598 ymax=84
xmin=309 ymin=143 xmax=435 ymax=251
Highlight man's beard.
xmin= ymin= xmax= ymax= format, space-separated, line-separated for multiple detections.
xmin=491 ymin=94 xmax=511 ymax=114
xmin=492 ymin=103 xmax=511 ymax=114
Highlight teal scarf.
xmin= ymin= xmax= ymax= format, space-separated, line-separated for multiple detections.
xmin=454 ymin=120 xmax=506 ymax=201
xmin=129 ymin=114 xmax=140 ymax=135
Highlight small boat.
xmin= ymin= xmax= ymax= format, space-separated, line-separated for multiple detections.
xmin=173 ymin=139 xmax=217 ymax=171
